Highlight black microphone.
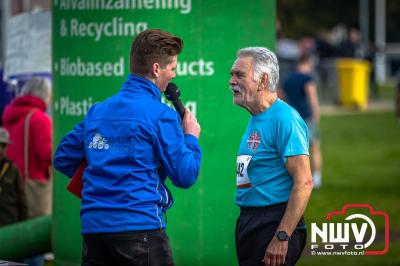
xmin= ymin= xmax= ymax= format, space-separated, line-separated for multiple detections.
xmin=165 ymin=83 xmax=186 ymax=119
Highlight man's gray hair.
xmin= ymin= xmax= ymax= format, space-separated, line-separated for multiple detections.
xmin=237 ymin=47 xmax=279 ymax=92
xmin=21 ymin=77 xmax=51 ymax=102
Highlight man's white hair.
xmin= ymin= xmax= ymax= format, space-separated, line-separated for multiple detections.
xmin=21 ymin=77 xmax=51 ymax=102
xmin=237 ymin=47 xmax=279 ymax=92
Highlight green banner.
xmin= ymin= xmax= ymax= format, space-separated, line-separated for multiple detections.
xmin=52 ymin=1 xmax=275 ymax=265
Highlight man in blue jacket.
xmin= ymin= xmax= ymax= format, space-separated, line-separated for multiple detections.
xmin=54 ymin=29 xmax=202 ymax=266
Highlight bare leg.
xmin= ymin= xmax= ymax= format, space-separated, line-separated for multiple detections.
xmin=310 ymin=140 xmax=322 ymax=188
xmin=396 ymin=87 xmax=400 ymax=123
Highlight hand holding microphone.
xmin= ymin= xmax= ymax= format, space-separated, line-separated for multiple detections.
xmin=182 ymin=110 xmax=201 ymax=139
xmin=165 ymin=83 xmax=201 ymax=139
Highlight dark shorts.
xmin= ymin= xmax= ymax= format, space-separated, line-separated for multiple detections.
xmin=235 ymin=203 xmax=306 ymax=266
xmin=82 ymin=229 xmax=174 ymax=266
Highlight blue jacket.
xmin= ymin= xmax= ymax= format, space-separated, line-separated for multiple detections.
xmin=54 ymin=74 xmax=202 ymax=234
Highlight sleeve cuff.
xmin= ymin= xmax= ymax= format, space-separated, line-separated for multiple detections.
xmin=184 ymin=134 xmax=199 ymax=146
xmin=281 ymin=151 xmax=310 ymax=164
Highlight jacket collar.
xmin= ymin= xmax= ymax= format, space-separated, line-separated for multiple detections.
xmin=121 ymin=74 xmax=161 ymax=101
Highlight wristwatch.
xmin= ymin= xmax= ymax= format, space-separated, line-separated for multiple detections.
xmin=275 ymin=230 xmax=290 ymax=241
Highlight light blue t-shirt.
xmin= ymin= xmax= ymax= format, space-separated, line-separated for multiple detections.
xmin=236 ymin=99 xmax=309 ymax=207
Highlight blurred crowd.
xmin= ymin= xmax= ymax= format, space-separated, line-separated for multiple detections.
xmin=278 ymin=24 xmax=369 ymax=61
xmin=276 ymin=22 xmax=377 ymax=104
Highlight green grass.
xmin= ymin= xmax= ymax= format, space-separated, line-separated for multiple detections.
xmin=298 ymin=111 xmax=400 ymax=266
xmin=371 ymin=81 xmax=397 ymax=100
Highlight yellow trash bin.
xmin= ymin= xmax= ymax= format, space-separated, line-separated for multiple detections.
xmin=336 ymin=59 xmax=371 ymax=110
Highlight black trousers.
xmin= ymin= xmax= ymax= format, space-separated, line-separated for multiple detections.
xmin=235 ymin=203 xmax=306 ymax=266
xmin=82 ymin=229 xmax=174 ymax=266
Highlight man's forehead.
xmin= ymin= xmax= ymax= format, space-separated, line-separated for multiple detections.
xmin=232 ymin=56 xmax=253 ymax=71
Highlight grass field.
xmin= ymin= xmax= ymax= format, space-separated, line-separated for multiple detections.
xmin=298 ymin=111 xmax=400 ymax=266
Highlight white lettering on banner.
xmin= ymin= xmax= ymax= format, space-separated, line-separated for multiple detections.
xmin=177 ymin=59 xmax=215 ymax=76
xmin=55 ymin=57 xmax=216 ymax=78
xmin=58 ymin=0 xmax=192 ymax=14
xmin=54 ymin=96 xmax=94 ymax=116
xmin=62 ymin=18 xmax=147 ymax=41
xmin=54 ymin=96 xmax=197 ymax=117
xmin=185 ymin=101 xmax=197 ymax=116
xmin=56 ymin=57 xmax=124 ymax=77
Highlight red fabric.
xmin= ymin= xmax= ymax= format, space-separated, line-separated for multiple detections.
xmin=2 ymin=95 xmax=52 ymax=182
xmin=67 ymin=161 xmax=86 ymax=199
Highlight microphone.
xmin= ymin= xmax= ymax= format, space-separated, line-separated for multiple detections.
xmin=165 ymin=83 xmax=186 ymax=119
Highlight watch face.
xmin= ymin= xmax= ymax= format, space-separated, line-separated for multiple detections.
xmin=277 ymin=231 xmax=288 ymax=241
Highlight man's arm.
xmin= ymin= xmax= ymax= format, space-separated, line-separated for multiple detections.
xmin=263 ymin=155 xmax=313 ymax=266
xmin=304 ymin=81 xmax=320 ymax=123
xmin=154 ymin=109 xmax=201 ymax=188
xmin=53 ymin=122 xmax=85 ymax=178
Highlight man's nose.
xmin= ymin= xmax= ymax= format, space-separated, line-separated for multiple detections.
xmin=229 ymin=77 xmax=236 ymax=86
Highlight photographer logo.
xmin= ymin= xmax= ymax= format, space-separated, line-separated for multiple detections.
xmin=310 ymin=204 xmax=390 ymax=256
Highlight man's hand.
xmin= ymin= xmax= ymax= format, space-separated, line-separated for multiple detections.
xmin=263 ymin=236 xmax=288 ymax=266
xmin=182 ymin=109 xmax=201 ymax=139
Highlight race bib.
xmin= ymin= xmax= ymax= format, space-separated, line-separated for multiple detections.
xmin=236 ymin=155 xmax=252 ymax=188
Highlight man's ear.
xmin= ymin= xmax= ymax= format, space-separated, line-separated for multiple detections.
xmin=258 ymin=73 xmax=269 ymax=91
xmin=152 ymin=62 xmax=161 ymax=78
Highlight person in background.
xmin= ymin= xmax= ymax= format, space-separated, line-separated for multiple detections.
xmin=54 ymin=29 xmax=202 ymax=266
xmin=338 ymin=28 xmax=362 ymax=58
xmin=0 ymin=127 xmax=28 ymax=227
xmin=2 ymin=77 xmax=52 ymax=266
xmin=281 ymin=54 xmax=323 ymax=188
xmin=396 ymin=78 xmax=400 ymax=123
xmin=230 ymin=47 xmax=313 ymax=266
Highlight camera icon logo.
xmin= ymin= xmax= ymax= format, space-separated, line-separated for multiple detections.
xmin=310 ymin=204 xmax=390 ymax=256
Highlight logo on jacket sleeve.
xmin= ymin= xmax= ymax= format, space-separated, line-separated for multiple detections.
xmin=88 ymin=133 xmax=109 ymax=150
xmin=247 ymin=131 xmax=261 ymax=152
